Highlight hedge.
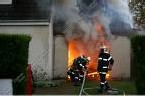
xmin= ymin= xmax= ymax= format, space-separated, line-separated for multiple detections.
xmin=0 ymin=34 xmax=31 ymax=94
xmin=131 ymin=35 xmax=145 ymax=94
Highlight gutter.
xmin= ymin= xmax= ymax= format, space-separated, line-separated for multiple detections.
xmin=0 ymin=20 xmax=50 ymax=26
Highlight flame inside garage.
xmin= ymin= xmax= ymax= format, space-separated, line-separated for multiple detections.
xmin=67 ymin=17 xmax=111 ymax=80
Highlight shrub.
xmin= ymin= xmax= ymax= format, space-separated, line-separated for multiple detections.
xmin=131 ymin=35 xmax=145 ymax=94
xmin=0 ymin=34 xmax=31 ymax=94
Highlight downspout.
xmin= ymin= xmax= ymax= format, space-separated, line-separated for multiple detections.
xmin=48 ymin=14 xmax=54 ymax=80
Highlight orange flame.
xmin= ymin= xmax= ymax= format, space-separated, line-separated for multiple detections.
xmin=67 ymin=16 xmax=111 ymax=79
xmin=87 ymin=72 xmax=110 ymax=79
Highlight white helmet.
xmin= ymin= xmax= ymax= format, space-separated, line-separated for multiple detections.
xmin=87 ymin=57 xmax=91 ymax=61
xmin=100 ymin=46 xmax=107 ymax=53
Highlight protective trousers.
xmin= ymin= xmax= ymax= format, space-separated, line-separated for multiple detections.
xmin=99 ymin=73 xmax=109 ymax=92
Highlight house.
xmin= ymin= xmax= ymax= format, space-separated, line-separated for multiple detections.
xmin=0 ymin=0 xmax=131 ymax=81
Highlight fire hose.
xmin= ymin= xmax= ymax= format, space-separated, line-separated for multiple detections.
xmin=82 ymin=87 xmax=125 ymax=96
xmin=79 ymin=71 xmax=87 ymax=96
xmin=78 ymin=71 xmax=125 ymax=96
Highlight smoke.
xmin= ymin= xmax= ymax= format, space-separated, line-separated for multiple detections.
xmin=75 ymin=0 xmax=133 ymax=36
xmin=107 ymin=0 xmax=133 ymax=26
xmin=61 ymin=0 xmax=134 ymax=68
xmin=50 ymin=0 xmax=134 ymax=40
xmin=34 ymin=0 xmax=133 ymax=36
xmin=106 ymin=0 xmax=133 ymax=35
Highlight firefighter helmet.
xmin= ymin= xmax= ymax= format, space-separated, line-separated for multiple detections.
xmin=100 ymin=46 xmax=107 ymax=53
xmin=87 ymin=57 xmax=91 ymax=61
xmin=80 ymin=55 xmax=85 ymax=58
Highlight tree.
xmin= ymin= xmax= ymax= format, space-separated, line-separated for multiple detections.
xmin=129 ymin=0 xmax=145 ymax=29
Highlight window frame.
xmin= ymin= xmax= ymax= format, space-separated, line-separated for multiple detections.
xmin=0 ymin=0 xmax=12 ymax=5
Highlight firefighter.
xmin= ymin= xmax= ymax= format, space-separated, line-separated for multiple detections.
xmin=74 ymin=55 xmax=90 ymax=83
xmin=67 ymin=68 xmax=75 ymax=82
xmin=97 ymin=46 xmax=114 ymax=93
xmin=67 ymin=55 xmax=90 ymax=86
xmin=73 ymin=55 xmax=90 ymax=70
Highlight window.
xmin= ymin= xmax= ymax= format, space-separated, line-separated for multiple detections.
xmin=0 ymin=0 xmax=12 ymax=5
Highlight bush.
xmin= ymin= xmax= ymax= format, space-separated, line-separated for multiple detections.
xmin=0 ymin=34 xmax=31 ymax=94
xmin=131 ymin=35 xmax=145 ymax=94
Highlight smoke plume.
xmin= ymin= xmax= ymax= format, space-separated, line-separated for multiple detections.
xmin=52 ymin=0 xmax=133 ymax=68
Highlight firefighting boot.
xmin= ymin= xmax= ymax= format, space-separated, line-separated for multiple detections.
xmin=98 ymin=84 xmax=104 ymax=93
xmin=105 ymin=82 xmax=110 ymax=91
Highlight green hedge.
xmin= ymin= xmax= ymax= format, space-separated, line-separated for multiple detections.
xmin=131 ymin=35 xmax=145 ymax=94
xmin=0 ymin=34 xmax=31 ymax=94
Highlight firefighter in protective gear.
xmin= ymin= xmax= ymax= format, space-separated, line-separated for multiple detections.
xmin=67 ymin=68 xmax=75 ymax=82
xmin=73 ymin=55 xmax=90 ymax=70
xmin=67 ymin=55 xmax=90 ymax=86
xmin=97 ymin=46 xmax=114 ymax=93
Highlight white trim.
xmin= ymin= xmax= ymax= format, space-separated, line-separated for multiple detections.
xmin=0 ymin=20 xmax=49 ymax=26
xmin=75 ymin=77 xmax=78 ymax=79
xmin=98 ymin=58 xmax=102 ymax=60
xmin=108 ymin=56 xmax=112 ymax=61
xmin=79 ymin=75 xmax=84 ymax=77
xmin=0 ymin=0 xmax=12 ymax=4
xmin=98 ymin=58 xmax=108 ymax=61
xmin=99 ymin=72 xmax=106 ymax=74
xmin=103 ymin=66 xmax=108 ymax=68
xmin=79 ymin=64 xmax=83 ymax=66
xmin=48 ymin=16 xmax=53 ymax=80
xmin=104 ymin=51 xmax=109 ymax=53
xmin=79 ymin=64 xmax=84 ymax=67
xmin=100 ymin=82 xmax=105 ymax=84
xmin=103 ymin=59 xmax=108 ymax=61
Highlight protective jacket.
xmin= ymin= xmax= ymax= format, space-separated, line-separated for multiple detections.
xmin=73 ymin=56 xmax=89 ymax=70
xmin=97 ymin=52 xmax=114 ymax=73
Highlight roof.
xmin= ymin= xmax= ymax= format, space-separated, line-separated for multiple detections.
xmin=0 ymin=0 xmax=51 ymax=20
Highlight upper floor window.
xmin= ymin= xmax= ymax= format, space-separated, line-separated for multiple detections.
xmin=0 ymin=0 xmax=12 ymax=5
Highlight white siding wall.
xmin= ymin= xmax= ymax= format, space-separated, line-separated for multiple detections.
xmin=54 ymin=35 xmax=68 ymax=78
xmin=111 ymin=36 xmax=131 ymax=79
xmin=0 ymin=22 xmax=51 ymax=81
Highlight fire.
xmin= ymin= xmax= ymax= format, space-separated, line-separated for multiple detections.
xmin=67 ymin=75 xmax=71 ymax=81
xmin=87 ymin=72 xmax=110 ymax=79
xmin=68 ymin=40 xmax=84 ymax=67
xmin=106 ymin=73 xmax=110 ymax=79
xmin=67 ymin=16 xmax=111 ymax=79
xmin=87 ymin=72 xmax=99 ymax=78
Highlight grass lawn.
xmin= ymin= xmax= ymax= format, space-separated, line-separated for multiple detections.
xmin=33 ymin=79 xmax=137 ymax=95
xmin=83 ymin=80 xmax=137 ymax=95
xmin=109 ymin=80 xmax=137 ymax=94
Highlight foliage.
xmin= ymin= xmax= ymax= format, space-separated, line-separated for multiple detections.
xmin=34 ymin=81 xmax=59 ymax=88
xmin=0 ymin=34 xmax=31 ymax=94
xmin=129 ymin=1 xmax=145 ymax=28
xmin=131 ymin=35 xmax=145 ymax=94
